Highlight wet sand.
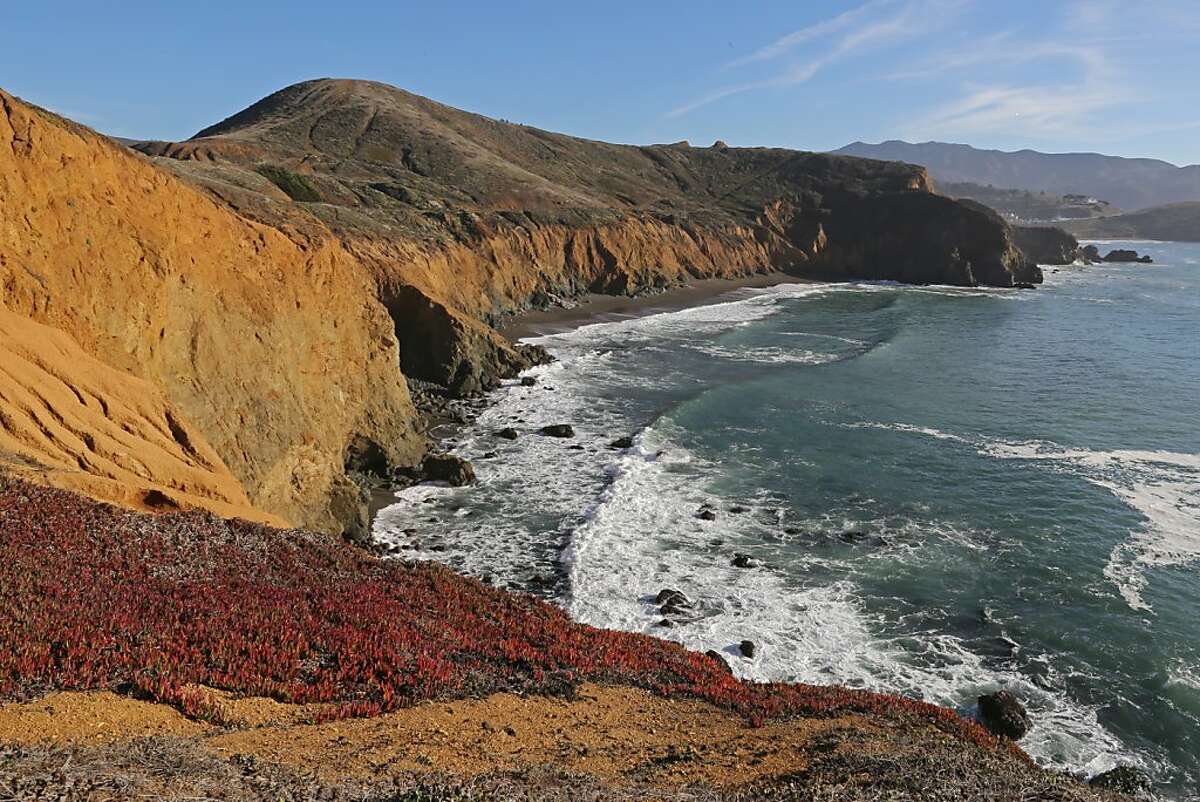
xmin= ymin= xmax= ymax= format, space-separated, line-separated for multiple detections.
xmin=500 ymin=272 xmax=816 ymax=341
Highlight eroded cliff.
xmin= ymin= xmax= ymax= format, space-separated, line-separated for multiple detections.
xmin=0 ymin=90 xmax=423 ymax=534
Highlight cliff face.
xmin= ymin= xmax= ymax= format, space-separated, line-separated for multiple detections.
xmin=1 ymin=79 xmax=1041 ymax=531
xmin=0 ymin=307 xmax=279 ymax=525
xmin=1013 ymin=226 xmax=1084 ymax=265
xmin=138 ymin=79 xmax=1037 ymax=396
xmin=0 ymin=90 xmax=423 ymax=535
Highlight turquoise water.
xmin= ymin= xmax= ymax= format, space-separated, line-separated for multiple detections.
xmin=376 ymin=241 xmax=1200 ymax=797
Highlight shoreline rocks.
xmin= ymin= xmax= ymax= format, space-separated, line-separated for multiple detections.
xmin=539 ymin=424 xmax=575 ymax=438
xmin=394 ymin=453 xmax=476 ymax=487
xmin=977 ymin=690 xmax=1030 ymax=740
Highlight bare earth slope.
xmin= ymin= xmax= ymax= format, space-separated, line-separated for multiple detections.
xmin=0 ymin=307 xmax=277 ymax=524
xmin=0 ymin=89 xmax=422 ymax=534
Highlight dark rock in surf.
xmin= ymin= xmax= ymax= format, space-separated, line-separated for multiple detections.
xmin=1014 ymin=282 xmax=1037 ymax=289
xmin=977 ymin=690 xmax=1030 ymax=740
xmin=520 ymin=376 xmax=538 ymax=386
xmin=656 ymin=588 xmax=693 ymax=617
xmin=1089 ymin=766 xmax=1152 ymax=795
xmin=1081 ymin=244 xmax=1102 ymax=263
xmin=706 ymin=650 xmax=733 ymax=674
xmin=527 ymin=574 xmax=555 ymax=590
xmin=739 ymin=640 xmax=756 ymax=658
xmin=731 ymin=553 xmax=755 ymax=569
xmin=697 ymin=508 xmax=717 ymax=521
xmin=540 ymin=424 xmax=575 ymax=438
xmin=495 ymin=427 xmax=519 ymax=440
xmin=609 ymin=436 xmax=635 ymax=449
xmin=420 ymin=454 xmax=476 ymax=486
xmin=1103 ymin=249 xmax=1153 ymax=263
xmin=656 ymin=588 xmax=691 ymax=606
xmin=728 ymin=505 xmax=749 ymax=514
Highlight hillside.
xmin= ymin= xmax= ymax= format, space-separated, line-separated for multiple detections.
xmin=939 ymin=181 xmax=1117 ymax=222
xmin=1063 ymin=202 xmax=1200 ymax=242
xmin=1 ymin=79 xmax=1042 ymax=534
xmin=834 ymin=140 xmax=1200 ymax=212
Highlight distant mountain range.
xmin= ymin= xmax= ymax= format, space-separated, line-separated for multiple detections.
xmin=833 ymin=141 xmax=1200 ymax=212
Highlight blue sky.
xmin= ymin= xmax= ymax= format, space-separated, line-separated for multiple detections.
xmin=5 ymin=0 xmax=1199 ymax=164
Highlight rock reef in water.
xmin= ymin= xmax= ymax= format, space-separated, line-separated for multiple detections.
xmin=2 ymin=79 xmax=1043 ymax=532
xmin=1102 ymin=249 xmax=1154 ymax=263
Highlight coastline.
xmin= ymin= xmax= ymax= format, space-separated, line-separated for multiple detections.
xmin=500 ymin=271 xmax=817 ymax=341
xmin=370 ymin=272 xmax=818 ymax=526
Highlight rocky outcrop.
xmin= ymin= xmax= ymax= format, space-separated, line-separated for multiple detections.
xmin=977 ymin=690 xmax=1030 ymax=740
xmin=1014 ymin=226 xmax=1082 ymax=265
xmin=0 ymin=89 xmax=423 ymax=535
xmin=1102 ymin=249 xmax=1153 ymax=264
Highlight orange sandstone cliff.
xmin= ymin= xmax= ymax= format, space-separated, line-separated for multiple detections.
xmin=0 ymin=89 xmax=422 ymax=535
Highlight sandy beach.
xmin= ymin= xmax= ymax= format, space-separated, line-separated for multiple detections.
xmin=499 ymin=271 xmax=817 ymax=341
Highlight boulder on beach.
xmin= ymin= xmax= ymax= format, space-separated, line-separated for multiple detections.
xmin=540 ymin=424 xmax=575 ymax=438
xmin=977 ymin=690 xmax=1030 ymax=740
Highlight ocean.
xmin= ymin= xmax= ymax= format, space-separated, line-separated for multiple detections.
xmin=375 ymin=240 xmax=1200 ymax=798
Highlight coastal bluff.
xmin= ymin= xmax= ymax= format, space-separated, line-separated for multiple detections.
xmin=4 ymin=78 xmax=1041 ymax=534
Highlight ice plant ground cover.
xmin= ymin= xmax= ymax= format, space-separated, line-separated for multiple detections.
xmin=0 ymin=477 xmax=1007 ymax=753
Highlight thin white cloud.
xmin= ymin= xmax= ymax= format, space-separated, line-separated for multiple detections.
xmin=726 ymin=0 xmax=894 ymax=68
xmin=667 ymin=0 xmax=959 ymax=119
xmin=908 ymin=83 xmax=1125 ymax=139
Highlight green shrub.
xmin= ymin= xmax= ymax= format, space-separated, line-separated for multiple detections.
xmin=255 ymin=163 xmax=321 ymax=202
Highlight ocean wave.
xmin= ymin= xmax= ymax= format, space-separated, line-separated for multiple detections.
xmin=854 ymin=423 xmax=1200 ymax=614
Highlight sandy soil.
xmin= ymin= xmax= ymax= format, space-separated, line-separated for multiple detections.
xmin=0 ymin=684 xmax=1126 ymax=800
xmin=500 ymin=272 xmax=816 ymax=341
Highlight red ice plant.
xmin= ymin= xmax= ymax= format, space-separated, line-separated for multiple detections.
xmin=0 ymin=478 xmax=1008 ymax=752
